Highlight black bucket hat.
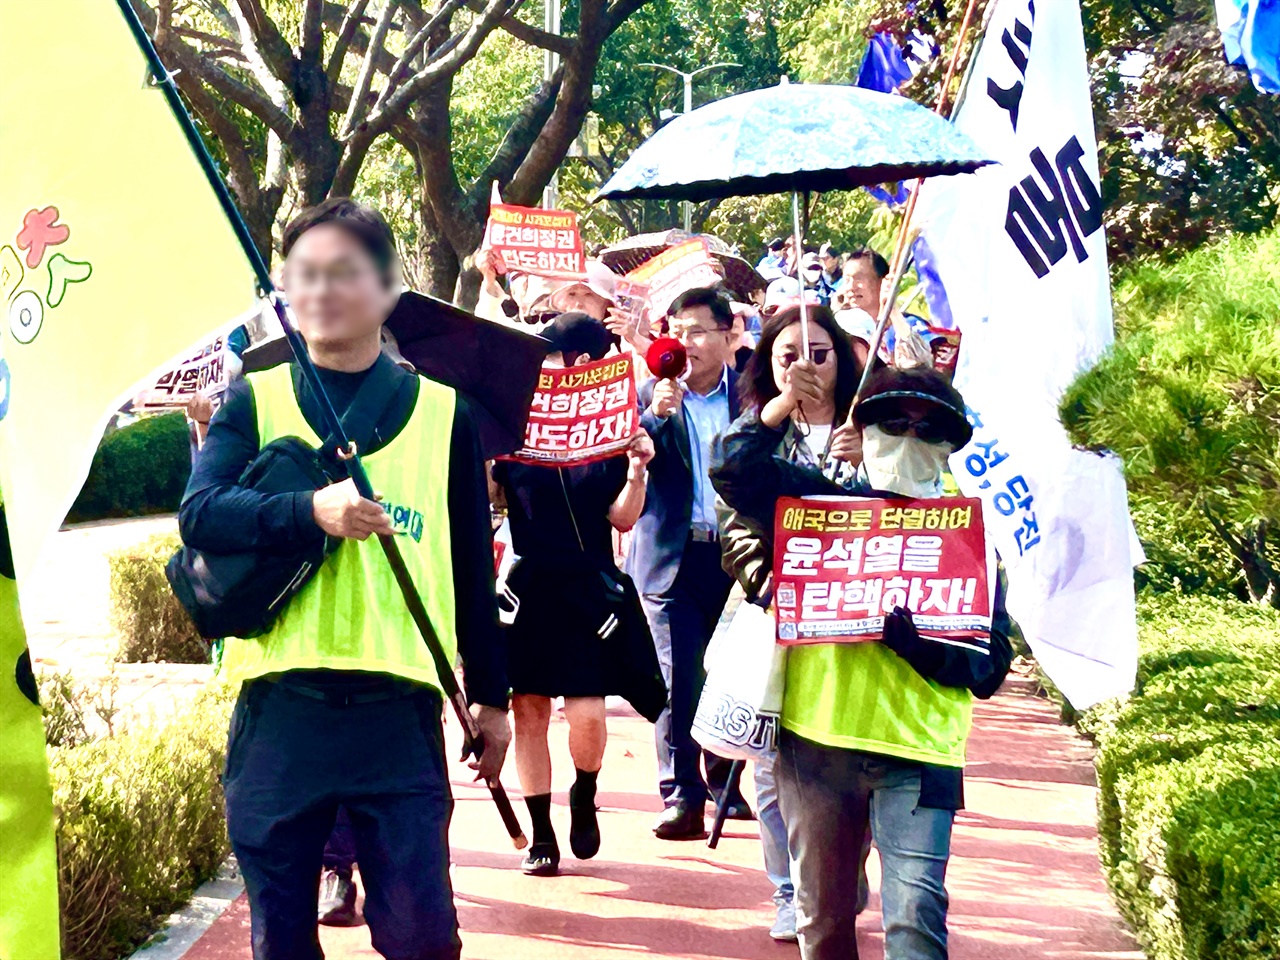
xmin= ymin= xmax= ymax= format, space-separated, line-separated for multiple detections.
xmin=853 ymin=365 xmax=973 ymax=451
xmin=541 ymin=311 xmax=613 ymax=362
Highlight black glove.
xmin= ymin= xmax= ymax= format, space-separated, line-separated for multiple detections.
xmin=880 ymin=606 xmax=945 ymax=678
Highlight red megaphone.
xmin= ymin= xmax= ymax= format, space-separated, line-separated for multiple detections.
xmin=646 ymin=337 xmax=687 ymax=380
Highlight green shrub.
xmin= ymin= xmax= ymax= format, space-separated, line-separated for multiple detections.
xmin=51 ymin=684 xmax=233 ymax=960
xmin=1085 ymin=593 xmax=1280 ymax=959
xmin=39 ymin=671 xmax=122 ymax=747
xmin=109 ymin=533 xmax=207 ymax=664
xmin=68 ymin=414 xmax=192 ymax=523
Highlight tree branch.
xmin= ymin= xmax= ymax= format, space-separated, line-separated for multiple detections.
xmin=301 ymin=0 xmax=325 ymax=60
xmin=325 ymin=0 xmax=372 ymax=84
xmin=460 ymin=0 xmax=574 ymax=55
xmin=230 ymin=0 xmax=296 ymax=86
xmin=342 ymin=0 xmax=399 ymax=137
xmin=164 ymin=40 xmax=299 ymax=146
xmin=371 ymin=0 xmax=471 ymax=119
xmin=357 ymin=0 xmax=520 ymax=142
xmin=474 ymin=69 xmax=564 ymax=202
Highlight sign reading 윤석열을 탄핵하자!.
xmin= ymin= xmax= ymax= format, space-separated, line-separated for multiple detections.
xmin=772 ymin=496 xmax=996 ymax=650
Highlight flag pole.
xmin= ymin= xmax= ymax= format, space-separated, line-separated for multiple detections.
xmin=849 ymin=0 xmax=984 ymax=414
xmin=114 ymin=0 xmax=527 ymax=850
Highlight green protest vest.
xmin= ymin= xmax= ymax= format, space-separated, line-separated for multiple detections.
xmin=782 ymin=641 xmax=973 ymax=767
xmin=218 ymin=363 xmax=458 ymax=691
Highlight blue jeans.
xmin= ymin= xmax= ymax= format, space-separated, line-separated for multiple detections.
xmin=753 ymin=750 xmax=794 ymax=906
xmin=224 ymin=679 xmax=460 ymax=960
xmin=776 ymin=731 xmax=953 ymax=960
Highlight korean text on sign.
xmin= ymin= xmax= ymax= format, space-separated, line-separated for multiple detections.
xmin=485 ymin=203 xmax=584 ymax=279
xmin=625 ymin=238 xmax=723 ymax=319
xmin=504 ymin=354 xmax=638 ymax=466
xmin=772 ymin=496 xmax=992 ymax=649
xmin=133 ymin=335 xmax=230 ymax=412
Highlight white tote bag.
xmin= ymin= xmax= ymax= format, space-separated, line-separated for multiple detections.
xmin=692 ymin=592 xmax=788 ymax=761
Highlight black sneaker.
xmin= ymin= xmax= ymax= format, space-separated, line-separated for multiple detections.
xmin=569 ymin=781 xmax=601 ymax=860
xmin=317 ymin=868 xmax=361 ymax=927
xmin=521 ymin=841 xmax=561 ymax=877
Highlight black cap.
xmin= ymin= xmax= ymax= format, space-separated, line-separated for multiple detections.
xmin=768 ymin=237 xmax=785 ymax=251
xmin=541 ymin=311 xmax=613 ymax=362
xmin=854 ymin=366 xmax=973 ymax=451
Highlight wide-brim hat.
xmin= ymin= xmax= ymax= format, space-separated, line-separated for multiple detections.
xmin=853 ymin=365 xmax=972 ymax=451
xmin=548 ymin=259 xmax=617 ymax=312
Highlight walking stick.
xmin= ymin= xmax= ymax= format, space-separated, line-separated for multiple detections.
xmin=707 ymin=759 xmax=746 ymax=850
xmin=118 ymin=0 xmax=527 ymax=850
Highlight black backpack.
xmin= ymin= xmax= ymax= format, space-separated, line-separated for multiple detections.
xmin=166 ymin=357 xmax=404 ymax=640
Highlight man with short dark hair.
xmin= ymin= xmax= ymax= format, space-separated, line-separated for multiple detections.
xmin=180 ymin=197 xmax=509 ymax=960
xmin=757 ymin=237 xmax=786 ymax=277
xmin=629 ymin=286 xmax=749 ymax=839
xmin=838 ymin=246 xmax=891 ymax=316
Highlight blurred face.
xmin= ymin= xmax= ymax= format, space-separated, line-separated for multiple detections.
xmin=668 ymin=304 xmax=734 ymax=383
xmin=283 ymin=224 xmax=396 ymax=349
xmin=842 ymin=257 xmax=883 ymax=315
xmin=771 ymin=321 xmax=837 ymax=405
xmin=552 ymin=283 xmax=611 ymax=320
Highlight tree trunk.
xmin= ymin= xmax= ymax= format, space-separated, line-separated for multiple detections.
xmin=415 ymin=195 xmax=461 ymax=299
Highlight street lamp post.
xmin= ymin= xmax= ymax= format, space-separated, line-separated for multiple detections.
xmin=639 ymin=62 xmax=740 ymax=232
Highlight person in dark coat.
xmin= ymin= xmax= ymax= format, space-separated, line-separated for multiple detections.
xmin=627 ymin=286 xmax=753 ymax=840
xmin=491 ymin=312 xmax=660 ymax=877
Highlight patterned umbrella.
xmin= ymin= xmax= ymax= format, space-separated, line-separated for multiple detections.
xmin=599 ymin=230 xmax=765 ymax=298
xmin=595 ymin=80 xmax=991 ymax=203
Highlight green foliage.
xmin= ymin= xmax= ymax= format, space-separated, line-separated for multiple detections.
xmin=1081 ymin=594 xmax=1280 ymax=960
xmin=68 ymin=415 xmax=192 ymax=524
xmin=109 ymin=533 xmax=207 ymax=665
xmin=51 ymin=686 xmax=233 ymax=960
xmin=1061 ymin=228 xmax=1280 ymax=605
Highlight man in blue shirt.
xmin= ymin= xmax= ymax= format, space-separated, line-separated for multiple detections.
xmin=630 ymin=287 xmax=749 ymax=839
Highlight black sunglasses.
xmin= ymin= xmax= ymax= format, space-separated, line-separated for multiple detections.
xmin=775 ymin=348 xmax=832 ymax=368
xmin=875 ymin=416 xmax=951 ymax=445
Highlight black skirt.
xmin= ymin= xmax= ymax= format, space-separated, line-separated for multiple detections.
xmin=504 ymin=557 xmax=666 ymax=720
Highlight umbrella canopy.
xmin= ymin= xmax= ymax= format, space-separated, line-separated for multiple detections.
xmin=243 ymin=292 xmax=548 ymax=459
xmin=600 ymin=230 xmax=765 ymax=298
xmin=595 ymin=81 xmax=992 ymax=204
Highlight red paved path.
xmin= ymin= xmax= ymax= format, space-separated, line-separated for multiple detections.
xmin=185 ymin=680 xmax=1142 ymax=959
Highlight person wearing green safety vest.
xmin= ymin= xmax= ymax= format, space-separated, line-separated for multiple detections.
xmin=179 ymin=198 xmax=509 ymax=960
xmin=712 ymin=363 xmax=1014 ymax=960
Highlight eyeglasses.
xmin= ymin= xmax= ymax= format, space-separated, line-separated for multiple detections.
xmin=283 ymin=262 xmax=376 ymax=289
xmin=666 ymin=323 xmax=724 ymax=342
xmin=774 ymin=348 xmax=832 ymax=368
xmin=875 ymin=416 xmax=951 ymax=445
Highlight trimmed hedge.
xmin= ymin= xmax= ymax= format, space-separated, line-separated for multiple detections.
xmin=109 ymin=532 xmax=207 ymax=664
xmin=50 ymin=684 xmax=232 ymax=960
xmin=1081 ymin=595 xmax=1280 ymax=959
xmin=68 ymin=414 xmax=191 ymax=523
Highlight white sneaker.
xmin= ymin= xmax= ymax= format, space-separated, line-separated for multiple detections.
xmin=769 ymin=900 xmax=798 ymax=943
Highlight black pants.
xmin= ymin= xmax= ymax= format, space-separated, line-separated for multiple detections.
xmin=223 ymin=678 xmax=460 ymax=960
xmin=640 ymin=539 xmax=737 ymax=808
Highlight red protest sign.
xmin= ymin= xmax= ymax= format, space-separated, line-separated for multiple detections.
xmin=772 ymin=496 xmax=992 ymax=647
xmin=503 ymin=354 xmax=638 ymax=466
xmin=485 ymin=203 xmax=584 ymax=279
xmin=625 ymin=238 xmax=723 ymax=320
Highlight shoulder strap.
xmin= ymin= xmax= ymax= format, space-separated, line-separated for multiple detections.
xmin=292 ymin=354 xmax=409 ymax=458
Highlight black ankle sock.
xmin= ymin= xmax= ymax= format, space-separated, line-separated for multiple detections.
xmin=524 ymin=793 xmax=556 ymax=847
xmin=571 ymin=769 xmax=598 ymax=806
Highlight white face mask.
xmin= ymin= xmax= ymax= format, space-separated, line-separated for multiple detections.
xmin=862 ymin=424 xmax=949 ymax=498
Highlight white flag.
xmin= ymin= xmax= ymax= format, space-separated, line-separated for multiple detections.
xmin=916 ymin=0 xmax=1140 ymax=709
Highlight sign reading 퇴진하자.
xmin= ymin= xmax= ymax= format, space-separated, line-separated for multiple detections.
xmin=772 ymin=496 xmax=993 ymax=648
xmin=485 ymin=203 xmax=584 ymax=279
xmin=625 ymin=238 xmax=722 ymax=320
xmin=505 ymin=354 xmax=637 ymax=466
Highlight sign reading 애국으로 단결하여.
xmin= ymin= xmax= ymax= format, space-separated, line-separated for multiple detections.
xmin=485 ymin=203 xmax=584 ymax=279
xmin=504 ymin=354 xmax=638 ymax=467
xmin=772 ymin=496 xmax=992 ymax=647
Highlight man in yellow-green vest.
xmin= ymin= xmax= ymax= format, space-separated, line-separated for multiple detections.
xmin=179 ymin=198 xmax=509 ymax=960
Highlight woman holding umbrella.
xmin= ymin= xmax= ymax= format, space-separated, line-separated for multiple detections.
xmin=490 ymin=312 xmax=663 ymax=877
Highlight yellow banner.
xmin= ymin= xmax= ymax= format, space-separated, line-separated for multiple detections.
xmin=0 ymin=3 xmax=258 ymax=955
xmin=0 ymin=1 xmax=256 ymax=584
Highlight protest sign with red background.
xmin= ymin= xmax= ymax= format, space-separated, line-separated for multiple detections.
xmin=773 ymin=495 xmax=992 ymax=648
xmin=502 ymin=354 xmax=638 ymax=466
xmin=625 ymin=238 xmax=723 ymax=320
xmin=485 ymin=203 xmax=584 ymax=279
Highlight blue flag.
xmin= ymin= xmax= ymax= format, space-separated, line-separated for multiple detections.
xmin=1217 ymin=0 xmax=1280 ymax=94
xmin=856 ymin=32 xmax=914 ymax=93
